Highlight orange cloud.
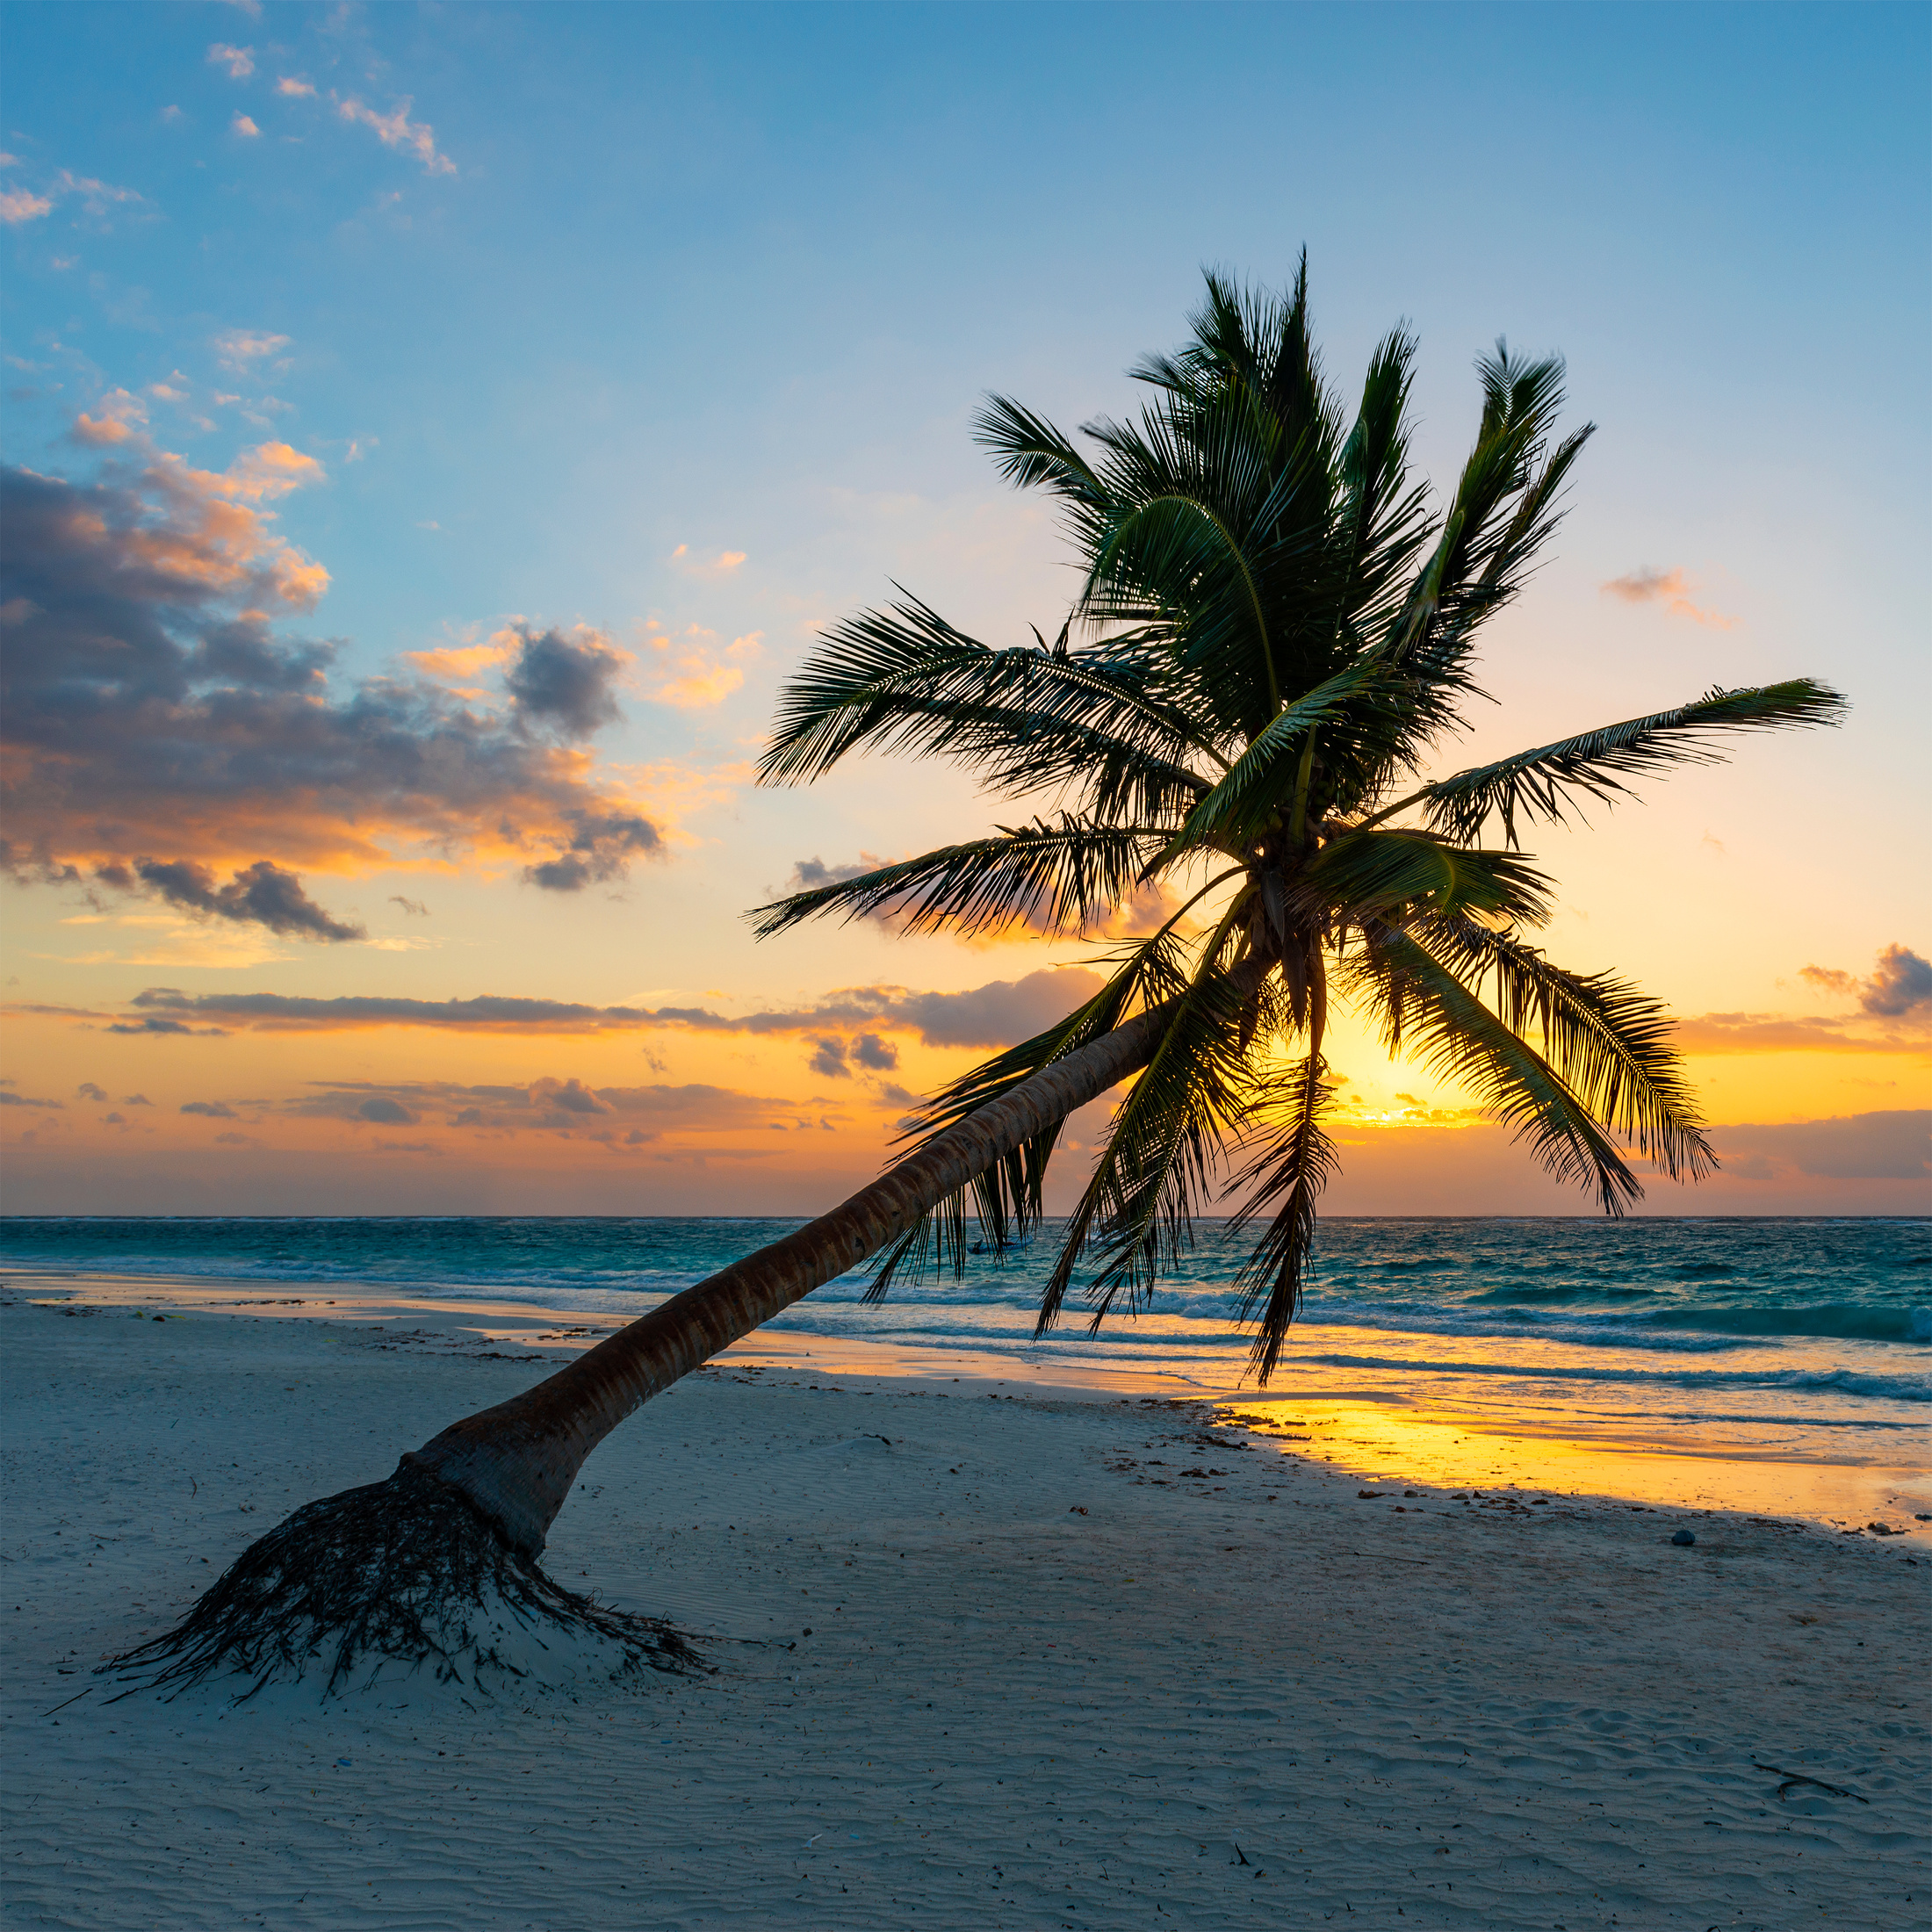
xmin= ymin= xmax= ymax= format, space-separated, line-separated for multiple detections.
xmin=639 ymin=622 xmax=746 ymax=708
xmin=0 ymin=186 xmax=53 ymax=226
xmin=669 ymin=544 xmax=747 ymax=578
xmin=1674 ymin=1013 xmax=1928 ymax=1056
xmin=72 ymin=389 xmax=149 ymax=446
xmin=335 ymin=96 xmax=455 ymax=177
xmin=22 ymin=966 xmax=1107 ymax=1049
xmin=1600 ymin=566 xmax=1735 ymax=630
xmin=213 ymin=328 xmax=290 ymax=374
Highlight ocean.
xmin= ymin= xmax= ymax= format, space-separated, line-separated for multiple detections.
xmin=6 ymin=1215 xmax=1928 ymax=1522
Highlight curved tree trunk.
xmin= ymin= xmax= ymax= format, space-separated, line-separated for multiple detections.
xmin=113 ymin=985 xmax=1222 ymax=1697
xmin=408 ymin=993 xmax=1176 ymax=1554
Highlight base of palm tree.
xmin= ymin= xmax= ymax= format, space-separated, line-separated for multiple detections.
xmin=100 ymin=1459 xmax=704 ymax=1703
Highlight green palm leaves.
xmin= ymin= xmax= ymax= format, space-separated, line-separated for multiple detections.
xmin=752 ymin=263 xmax=1844 ymax=1379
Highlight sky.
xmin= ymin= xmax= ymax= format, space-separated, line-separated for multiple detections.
xmin=2 ymin=0 xmax=1928 ymax=1218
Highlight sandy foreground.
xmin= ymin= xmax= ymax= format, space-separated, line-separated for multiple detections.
xmin=2 ymin=1294 xmax=1926 ymax=1931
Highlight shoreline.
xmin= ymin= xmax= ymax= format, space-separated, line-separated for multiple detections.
xmin=6 ymin=1265 xmax=1928 ymax=1536
xmin=3 ymin=1290 xmax=1925 ymax=1929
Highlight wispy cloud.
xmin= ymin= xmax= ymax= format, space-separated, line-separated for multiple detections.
xmin=284 ymin=1075 xmax=790 ymax=1143
xmin=42 ymin=967 xmax=1108 ymax=1049
xmin=206 ymin=42 xmax=256 ymax=81
xmin=213 ymin=328 xmax=291 ymax=374
xmin=0 ymin=186 xmax=53 ymax=226
xmin=335 ymin=95 xmax=456 ymax=177
xmin=638 ymin=623 xmax=758 ymax=709
xmin=0 ymin=164 xmax=142 ymax=227
xmin=1600 ymin=566 xmax=1735 ymax=630
xmin=1712 ymin=1110 xmax=1928 ymax=1183
xmin=232 ymin=114 xmax=261 ymax=140
xmin=669 ymin=543 xmax=747 ymax=579
xmin=276 ymin=77 xmax=316 ymax=98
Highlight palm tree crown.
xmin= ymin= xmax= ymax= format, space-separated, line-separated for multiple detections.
xmin=753 ymin=262 xmax=1843 ymax=1380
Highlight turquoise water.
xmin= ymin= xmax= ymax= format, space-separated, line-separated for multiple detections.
xmin=4 ymin=1215 xmax=1926 ymax=1430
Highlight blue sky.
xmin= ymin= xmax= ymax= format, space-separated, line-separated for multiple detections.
xmin=4 ymin=2 xmax=1928 ymax=1213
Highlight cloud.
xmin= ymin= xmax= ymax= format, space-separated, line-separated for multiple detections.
xmin=668 ymin=544 xmax=746 ymax=578
xmin=72 ymin=387 xmax=149 ymax=446
xmin=390 ymin=895 xmax=429 ymax=917
xmin=1855 ymin=943 xmax=1932 ymax=1020
xmin=852 ymin=1033 xmax=899 ymax=1071
xmin=0 ymin=1090 xmax=63 ymax=1109
xmin=130 ymin=857 xmax=364 ymax=942
xmin=1712 ymin=1110 xmax=1929 ymax=1182
xmin=49 ymin=967 xmax=1107 ymax=1049
xmin=1672 ymin=1013 xmax=1927 ymax=1056
xmin=207 ymin=43 xmax=256 ymax=80
xmin=335 ymin=96 xmax=456 ymax=177
xmin=638 ymin=622 xmax=747 ymax=709
xmin=891 ymin=970 xmax=1106 ymax=1047
xmin=105 ymin=1016 xmax=227 ymax=1037
xmin=0 ymin=188 xmax=54 ymax=226
xmin=808 ymin=1036 xmax=850 ymax=1078
xmin=286 ymin=1076 xmax=784 ymax=1138
xmin=76 ymin=1082 xmax=107 ymax=1101
xmin=529 ymin=1076 xmax=611 ymax=1115
xmin=0 ymin=450 xmax=667 ymax=918
xmin=181 ymin=1099 xmax=239 ymax=1118
xmin=504 ymin=625 xmax=628 ymax=738
xmin=1 ymin=164 xmax=144 ymax=227
xmin=1600 ymin=566 xmax=1735 ymax=631
xmin=213 ymin=329 xmax=290 ymax=374
xmin=50 ymin=170 xmax=143 ymax=220
xmin=232 ymin=115 xmax=261 ymax=140
xmin=789 ymin=855 xmax=877 ymax=892
xmin=1678 ymin=948 xmax=1932 ymax=1055
xmin=276 ymin=77 xmax=316 ymax=98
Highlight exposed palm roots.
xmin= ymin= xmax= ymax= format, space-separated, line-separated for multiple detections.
xmin=105 ymin=1459 xmax=703 ymax=1702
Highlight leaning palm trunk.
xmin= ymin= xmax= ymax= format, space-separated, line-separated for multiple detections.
xmin=112 ymin=982 xmax=1191 ymax=1697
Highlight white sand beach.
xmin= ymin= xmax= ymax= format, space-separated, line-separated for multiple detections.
xmin=4 ymin=1287 xmax=1926 ymax=1930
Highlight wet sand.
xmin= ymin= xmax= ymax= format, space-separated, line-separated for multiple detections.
xmin=10 ymin=1268 xmax=1927 ymax=1532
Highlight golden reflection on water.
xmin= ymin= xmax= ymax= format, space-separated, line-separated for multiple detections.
xmin=1215 ymin=1396 xmax=1932 ymax=1534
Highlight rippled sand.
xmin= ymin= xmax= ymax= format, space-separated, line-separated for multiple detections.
xmin=3 ymin=1293 xmax=1926 ymax=1928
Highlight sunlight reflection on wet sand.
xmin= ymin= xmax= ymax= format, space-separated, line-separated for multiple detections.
xmin=12 ymin=1268 xmax=1928 ymax=1536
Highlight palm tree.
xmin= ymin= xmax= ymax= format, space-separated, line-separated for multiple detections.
xmin=122 ymin=263 xmax=1842 ymax=1697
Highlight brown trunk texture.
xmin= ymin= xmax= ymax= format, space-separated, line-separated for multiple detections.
xmin=407 ymin=997 xmax=1181 ymax=1553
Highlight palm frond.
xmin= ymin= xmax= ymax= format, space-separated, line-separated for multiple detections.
xmin=1225 ymin=1036 xmax=1339 ymax=1381
xmin=1304 ymin=827 xmax=1555 ymax=928
xmin=1411 ymin=917 xmax=1715 ymax=1181
xmin=1400 ymin=681 xmax=1849 ymax=846
xmin=759 ymin=592 xmax=1223 ymax=820
xmin=748 ymin=818 xmax=1171 ymax=944
xmin=1161 ymin=661 xmax=1387 ymax=856
xmin=1339 ymin=923 xmax=1640 ymax=1215
xmin=1034 ymin=916 xmax=1270 ymax=1334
